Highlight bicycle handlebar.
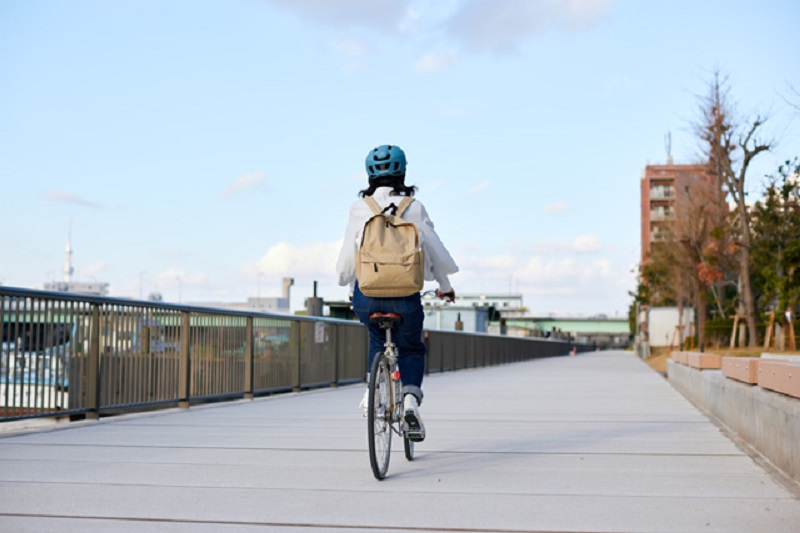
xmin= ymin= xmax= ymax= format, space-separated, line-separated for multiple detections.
xmin=421 ymin=289 xmax=456 ymax=303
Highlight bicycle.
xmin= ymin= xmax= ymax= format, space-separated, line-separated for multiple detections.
xmin=366 ymin=290 xmax=454 ymax=480
xmin=366 ymin=311 xmax=414 ymax=480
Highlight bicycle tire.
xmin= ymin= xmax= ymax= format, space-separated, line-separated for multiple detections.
xmin=404 ymin=434 xmax=414 ymax=461
xmin=368 ymin=353 xmax=392 ymax=480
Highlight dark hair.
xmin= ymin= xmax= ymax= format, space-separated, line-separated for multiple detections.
xmin=359 ymin=174 xmax=417 ymax=198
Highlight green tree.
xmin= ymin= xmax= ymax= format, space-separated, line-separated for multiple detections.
xmin=751 ymin=158 xmax=800 ymax=341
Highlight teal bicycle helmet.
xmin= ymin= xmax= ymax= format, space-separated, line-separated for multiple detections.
xmin=365 ymin=145 xmax=407 ymax=181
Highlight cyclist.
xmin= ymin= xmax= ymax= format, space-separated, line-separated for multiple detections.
xmin=336 ymin=144 xmax=458 ymax=442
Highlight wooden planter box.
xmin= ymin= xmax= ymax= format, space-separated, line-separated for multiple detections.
xmin=670 ymin=351 xmax=722 ymax=369
xmin=758 ymin=360 xmax=800 ymax=399
xmin=722 ymin=357 xmax=760 ymax=384
xmin=686 ymin=352 xmax=722 ymax=369
xmin=670 ymin=351 xmax=689 ymax=365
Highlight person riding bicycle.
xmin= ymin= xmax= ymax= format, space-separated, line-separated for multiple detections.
xmin=336 ymin=144 xmax=458 ymax=442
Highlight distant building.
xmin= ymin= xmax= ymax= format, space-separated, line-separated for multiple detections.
xmin=423 ymin=304 xmax=493 ymax=333
xmin=637 ymin=306 xmax=694 ymax=349
xmin=640 ymin=160 xmax=717 ymax=268
xmin=422 ymin=293 xmax=524 ymax=333
xmin=191 ymin=277 xmax=294 ymax=315
xmin=43 ymin=280 xmax=109 ymax=296
xmin=448 ymin=293 xmax=526 ymax=316
xmin=507 ymin=316 xmax=632 ymax=349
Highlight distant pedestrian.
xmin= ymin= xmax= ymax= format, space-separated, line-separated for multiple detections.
xmin=336 ymin=144 xmax=458 ymax=441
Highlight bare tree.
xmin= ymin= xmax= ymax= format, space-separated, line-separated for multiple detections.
xmin=696 ymin=72 xmax=774 ymax=347
xmin=675 ymin=172 xmax=721 ymax=348
xmin=781 ymin=83 xmax=800 ymax=113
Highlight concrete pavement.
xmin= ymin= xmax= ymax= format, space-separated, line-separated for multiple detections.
xmin=0 ymin=350 xmax=799 ymax=532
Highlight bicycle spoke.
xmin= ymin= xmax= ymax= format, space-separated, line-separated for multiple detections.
xmin=368 ymin=355 xmax=392 ymax=480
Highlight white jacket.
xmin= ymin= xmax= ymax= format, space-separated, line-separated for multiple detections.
xmin=336 ymin=187 xmax=458 ymax=295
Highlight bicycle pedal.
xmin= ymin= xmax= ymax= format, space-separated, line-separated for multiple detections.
xmin=406 ymin=429 xmax=425 ymax=442
xmin=404 ymin=412 xmax=425 ymax=442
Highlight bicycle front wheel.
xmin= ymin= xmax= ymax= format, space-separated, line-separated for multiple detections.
xmin=368 ymin=353 xmax=392 ymax=480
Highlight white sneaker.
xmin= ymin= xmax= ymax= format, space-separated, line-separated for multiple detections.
xmin=358 ymin=387 xmax=369 ymax=417
xmin=403 ymin=394 xmax=425 ymax=442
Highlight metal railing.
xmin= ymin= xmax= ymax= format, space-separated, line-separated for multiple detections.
xmin=1 ymin=287 xmax=589 ymax=422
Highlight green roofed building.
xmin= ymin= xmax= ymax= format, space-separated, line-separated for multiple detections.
xmin=505 ymin=316 xmax=632 ymax=349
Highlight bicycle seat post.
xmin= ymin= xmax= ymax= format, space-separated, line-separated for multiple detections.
xmin=368 ymin=313 xmax=403 ymax=352
xmin=381 ymin=324 xmax=390 ymax=346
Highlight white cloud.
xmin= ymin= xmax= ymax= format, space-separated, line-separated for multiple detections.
xmin=415 ymin=52 xmax=456 ymax=72
xmin=468 ymin=180 xmax=491 ymax=195
xmin=516 ymin=256 xmax=578 ymax=283
xmin=581 ymin=258 xmax=611 ymax=280
xmin=44 ymin=190 xmax=99 ymax=208
xmin=573 ymin=234 xmax=600 ymax=253
xmin=449 ymin=246 xmax=631 ymax=314
xmin=458 ymin=255 xmax=518 ymax=278
xmin=219 ymin=171 xmax=266 ymax=197
xmin=245 ymin=240 xmax=342 ymax=281
xmin=445 ymin=0 xmax=614 ymax=53
xmin=398 ymin=7 xmax=421 ymax=32
xmin=531 ymin=234 xmax=602 ymax=254
xmin=264 ymin=0 xmax=413 ymax=31
xmin=544 ymin=202 xmax=567 ymax=213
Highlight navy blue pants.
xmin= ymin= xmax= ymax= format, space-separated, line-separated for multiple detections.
xmin=352 ymin=283 xmax=426 ymax=404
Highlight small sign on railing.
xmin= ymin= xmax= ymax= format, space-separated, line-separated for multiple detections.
xmin=315 ymin=322 xmax=327 ymax=344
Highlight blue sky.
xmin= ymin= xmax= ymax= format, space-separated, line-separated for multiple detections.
xmin=1 ymin=0 xmax=798 ymax=316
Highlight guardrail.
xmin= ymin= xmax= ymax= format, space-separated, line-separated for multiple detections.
xmin=1 ymin=287 xmax=589 ymax=422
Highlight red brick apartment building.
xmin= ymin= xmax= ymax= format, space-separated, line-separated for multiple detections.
xmin=640 ymin=161 xmax=715 ymax=268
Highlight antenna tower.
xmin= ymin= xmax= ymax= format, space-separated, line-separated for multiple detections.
xmin=64 ymin=218 xmax=74 ymax=282
xmin=665 ymin=131 xmax=673 ymax=164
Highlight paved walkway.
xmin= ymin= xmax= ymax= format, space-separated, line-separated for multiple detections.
xmin=0 ymin=350 xmax=799 ymax=532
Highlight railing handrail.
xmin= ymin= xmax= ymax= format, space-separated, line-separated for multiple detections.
xmin=0 ymin=286 xmax=358 ymax=325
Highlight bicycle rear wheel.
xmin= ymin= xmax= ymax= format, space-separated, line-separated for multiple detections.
xmin=404 ymin=434 xmax=414 ymax=461
xmin=368 ymin=353 xmax=392 ymax=480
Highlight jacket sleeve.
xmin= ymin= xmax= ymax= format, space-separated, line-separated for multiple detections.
xmin=336 ymin=203 xmax=360 ymax=292
xmin=418 ymin=203 xmax=459 ymax=292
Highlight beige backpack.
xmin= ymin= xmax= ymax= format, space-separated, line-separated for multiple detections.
xmin=356 ymin=196 xmax=424 ymax=297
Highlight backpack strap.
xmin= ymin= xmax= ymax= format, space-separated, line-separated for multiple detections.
xmin=363 ymin=197 xmax=382 ymax=215
xmin=395 ymin=197 xmax=415 ymax=218
xmin=363 ymin=196 xmax=414 ymax=218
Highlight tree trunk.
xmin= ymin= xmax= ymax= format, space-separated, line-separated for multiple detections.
xmin=737 ymin=201 xmax=759 ymax=347
xmin=696 ymin=282 xmax=707 ymax=350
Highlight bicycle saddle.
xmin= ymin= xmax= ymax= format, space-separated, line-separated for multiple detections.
xmin=368 ymin=312 xmax=403 ymax=328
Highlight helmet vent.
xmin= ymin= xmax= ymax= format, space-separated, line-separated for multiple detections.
xmin=365 ymin=144 xmax=406 ymax=180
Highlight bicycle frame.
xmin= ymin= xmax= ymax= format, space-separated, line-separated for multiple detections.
xmin=381 ymin=328 xmax=404 ymax=436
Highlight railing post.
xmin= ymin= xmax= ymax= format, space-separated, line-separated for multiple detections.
xmin=331 ymin=324 xmax=339 ymax=388
xmin=244 ymin=317 xmax=254 ymax=399
xmin=178 ymin=311 xmax=191 ymax=408
xmin=86 ymin=304 xmax=101 ymax=420
xmin=291 ymin=321 xmax=301 ymax=392
xmin=468 ymin=337 xmax=475 ymax=369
